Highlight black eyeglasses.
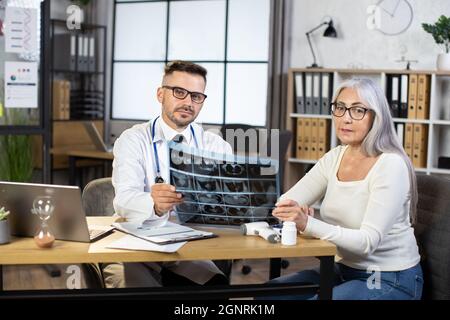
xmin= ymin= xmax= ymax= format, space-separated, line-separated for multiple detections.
xmin=162 ymin=85 xmax=207 ymax=104
xmin=331 ymin=102 xmax=371 ymax=120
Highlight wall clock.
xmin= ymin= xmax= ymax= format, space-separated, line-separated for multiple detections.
xmin=367 ymin=0 xmax=414 ymax=35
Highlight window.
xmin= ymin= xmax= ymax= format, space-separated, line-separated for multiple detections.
xmin=112 ymin=0 xmax=271 ymax=126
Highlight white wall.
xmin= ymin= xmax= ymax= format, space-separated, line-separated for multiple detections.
xmin=289 ymin=0 xmax=450 ymax=69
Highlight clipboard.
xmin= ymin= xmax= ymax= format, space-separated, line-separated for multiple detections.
xmin=112 ymin=221 xmax=217 ymax=245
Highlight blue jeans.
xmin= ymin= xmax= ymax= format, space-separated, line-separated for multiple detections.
xmin=261 ymin=263 xmax=423 ymax=300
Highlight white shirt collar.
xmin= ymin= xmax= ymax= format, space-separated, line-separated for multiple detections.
xmin=154 ymin=116 xmax=192 ymax=144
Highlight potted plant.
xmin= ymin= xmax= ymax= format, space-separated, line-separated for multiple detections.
xmin=0 ymin=207 xmax=11 ymax=245
xmin=422 ymin=15 xmax=450 ymax=70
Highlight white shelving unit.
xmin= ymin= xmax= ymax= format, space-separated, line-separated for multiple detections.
xmin=284 ymin=68 xmax=450 ymax=192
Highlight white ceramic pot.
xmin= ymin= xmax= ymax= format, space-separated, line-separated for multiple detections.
xmin=0 ymin=219 xmax=11 ymax=245
xmin=437 ymin=53 xmax=450 ymax=71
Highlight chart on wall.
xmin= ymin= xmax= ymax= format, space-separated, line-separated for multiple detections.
xmin=169 ymin=142 xmax=280 ymax=227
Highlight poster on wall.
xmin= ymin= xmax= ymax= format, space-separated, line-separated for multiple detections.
xmin=4 ymin=6 xmax=38 ymax=54
xmin=4 ymin=61 xmax=38 ymax=109
xmin=169 ymin=142 xmax=280 ymax=227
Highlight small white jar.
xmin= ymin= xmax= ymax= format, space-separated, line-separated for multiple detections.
xmin=281 ymin=221 xmax=297 ymax=246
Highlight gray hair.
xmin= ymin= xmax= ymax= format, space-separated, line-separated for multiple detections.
xmin=332 ymin=78 xmax=417 ymax=224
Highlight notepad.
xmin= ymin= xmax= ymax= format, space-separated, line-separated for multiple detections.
xmin=112 ymin=221 xmax=217 ymax=245
xmin=106 ymin=235 xmax=186 ymax=253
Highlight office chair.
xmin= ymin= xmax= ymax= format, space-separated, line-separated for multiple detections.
xmin=414 ymin=174 xmax=450 ymax=299
xmin=80 ymin=177 xmax=115 ymax=288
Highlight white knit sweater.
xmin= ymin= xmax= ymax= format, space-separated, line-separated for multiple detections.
xmin=280 ymin=145 xmax=420 ymax=271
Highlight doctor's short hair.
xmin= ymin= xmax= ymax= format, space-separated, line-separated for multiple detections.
xmin=163 ymin=60 xmax=207 ymax=83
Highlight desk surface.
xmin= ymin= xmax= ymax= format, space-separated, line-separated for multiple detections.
xmin=51 ymin=146 xmax=113 ymax=160
xmin=0 ymin=217 xmax=336 ymax=265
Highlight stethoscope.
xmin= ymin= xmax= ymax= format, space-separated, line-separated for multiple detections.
xmin=151 ymin=116 xmax=198 ymax=183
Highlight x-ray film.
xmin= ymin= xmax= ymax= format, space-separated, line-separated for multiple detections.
xmin=169 ymin=142 xmax=280 ymax=227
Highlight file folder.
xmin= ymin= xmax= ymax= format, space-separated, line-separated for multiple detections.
xmin=52 ymin=80 xmax=65 ymax=120
xmin=404 ymin=123 xmax=414 ymax=161
xmin=407 ymin=74 xmax=418 ymax=119
xmin=305 ymin=73 xmax=313 ymax=114
xmin=88 ymin=36 xmax=96 ymax=72
xmin=399 ymin=74 xmax=409 ymax=118
xmin=416 ymin=74 xmax=430 ymax=119
xmin=296 ymin=118 xmax=304 ymax=159
xmin=390 ymin=75 xmax=400 ymax=118
xmin=412 ymin=124 xmax=428 ymax=168
xmin=395 ymin=123 xmax=404 ymax=145
xmin=83 ymin=36 xmax=90 ymax=72
xmin=303 ymin=118 xmax=312 ymax=159
xmin=312 ymin=73 xmax=320 ymax=114
xmin=310 ymin=118 xmax=319 ymax=159
xmin=295 ymin=73 xmax=305 ymax=114
xmin=64 ymin=80 xmax=71 ymax=120
xmin=317 ymin=119 xmax=330 ymax=158
xmin=77 ymin=35 xmax=85 ymax=72
xmin=320 ymin=73 xmax=331 ymax=115
xmin=52 ymin=34 xmax=77 ymax=71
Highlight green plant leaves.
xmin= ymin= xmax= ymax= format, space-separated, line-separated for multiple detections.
xmin=422 ymin=15 xmax=450 ymax=53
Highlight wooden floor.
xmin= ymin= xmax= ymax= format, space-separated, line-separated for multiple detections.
xmin=2 ymin=257 xmax=319 ymax=290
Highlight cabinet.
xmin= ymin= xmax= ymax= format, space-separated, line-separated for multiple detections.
xmin=284 ymin=68 xmax=450 ymax=194
xmin=33 ymin=20 xmax=107 ymax=172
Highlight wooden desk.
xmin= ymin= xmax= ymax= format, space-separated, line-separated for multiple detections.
xmin=51 ymin=147 xmax=113 ymax=186
xmin=0 ymin=217 xmax=337 ymax=299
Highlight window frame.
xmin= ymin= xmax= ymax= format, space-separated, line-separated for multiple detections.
xmin=110 ymin=0 xmax=275 ymax=128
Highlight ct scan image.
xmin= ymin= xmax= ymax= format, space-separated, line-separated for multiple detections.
xmin=169 ymin=142 xmax=279 ymax=226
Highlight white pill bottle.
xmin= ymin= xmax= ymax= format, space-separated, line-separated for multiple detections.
xmin=281 ymin=221 xmax=297 ymax=246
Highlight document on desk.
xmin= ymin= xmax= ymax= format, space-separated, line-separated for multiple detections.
xmin=112 ymin=221 xmax=216 ymax=245
xmin=106 ymin=234 xmax=186 ymax=253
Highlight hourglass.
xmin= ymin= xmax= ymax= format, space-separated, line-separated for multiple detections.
xmin=32 ymin=196 xmax=55 ymax=248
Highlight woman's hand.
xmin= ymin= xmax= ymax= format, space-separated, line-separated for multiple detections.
xmin=272 ymin=199 xmax=314 ymax=232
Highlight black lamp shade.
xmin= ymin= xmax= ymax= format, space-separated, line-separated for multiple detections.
xmin=323 ymin=21 xmax=337 ymax=38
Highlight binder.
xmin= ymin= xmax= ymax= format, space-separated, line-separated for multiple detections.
xmin=84 ymin=36 xmax=90 ymax=72
xmin=303 ymin=118 xmax=312 ymax=159
xmin=295 ymin=73 xmax=305 ymax=114
xmin=88 ymin=36 xmax=96 ymax=72
xmin=52 ymin=80 xmax=65 ymax=120
xmin=53 ymin=34 xmax=77 ymax=71
xmin=404 ymin=123 xmax=414 ymax=161
xmin=317 ymin=119 xmax=329 ymax=158
xmin=416 ymin=74 xmax=431 ymax=119
xmin=64 ymin=80 xmax=71 ymax=120
xmin=320 ymin=73 xmax=331 ymax=115
xmin=310 ymin=118 xmax=319 ymax=159
xmin=305 ymin=73 xmax=313 ymax=114
xmin=412 ymin=124 xmax=428 ymax=168
xmin=407 ymin=74 xmax=418 ymax=119
xmin=312 ymin=73 xmax=320 ymax=114
xmin=390 ymin=75 xmax=400 ymax=118
xmin=296 ymin=118 xmax=304 ymax=159
xmin=399 ymin=74 xmax=409 ymax=118
xmin=77 ymin=35 xmax=89 ymax=72
xmin=395 ymin=123 xmax=404 ymax=145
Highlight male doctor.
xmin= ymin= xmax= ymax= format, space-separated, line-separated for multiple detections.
xmin=105 ymin=60 xmax=232 ymax=287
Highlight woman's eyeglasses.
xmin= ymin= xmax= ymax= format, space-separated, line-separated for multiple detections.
xmin=331 ymin=102 xmax=370 ymax=120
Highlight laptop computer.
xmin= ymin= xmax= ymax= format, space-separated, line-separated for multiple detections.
xmin=83 ymin=121 xmax=113 ymax=152
xmin=0 ymin=181 xmax=114 ymax=243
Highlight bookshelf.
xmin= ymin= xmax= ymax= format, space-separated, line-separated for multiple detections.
xmin=284 ymin=68 xmax=450 ymax=193
xmin=41 ymin=20 xmax=107 ymax=173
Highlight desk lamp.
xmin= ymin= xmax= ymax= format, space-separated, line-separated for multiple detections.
xmin=306 ymin=18 xmax=337 ymax=68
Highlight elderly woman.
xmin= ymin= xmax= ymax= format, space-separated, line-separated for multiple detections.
xmin=270 ymin=78 xmax=422 ymax=300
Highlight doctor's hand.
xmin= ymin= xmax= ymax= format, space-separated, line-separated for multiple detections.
xmin=151 ymin=184 xmax=183 ymax=216
xmin=272 ymin=199 xmax=314 ymax=233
